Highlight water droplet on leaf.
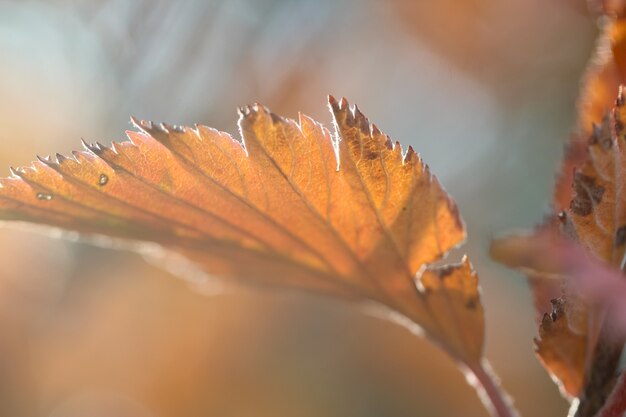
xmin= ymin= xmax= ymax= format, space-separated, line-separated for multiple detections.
xmin=98 ymin=174 xmax=109 ymax=186
xmin=36 ymin=192 xmax=53 ymax=201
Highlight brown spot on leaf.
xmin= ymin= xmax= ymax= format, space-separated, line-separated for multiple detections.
xmin=590 ymin=117 xmax=613 ymax=149
xmin=354 ymin=107 xmax=370 ymax=135
xmin=465 ymin=297 xmax=478 ymax=310
xmin=570 ymin=172 xmax=605 ymax=216
xmin=590 ymin=124 xmax=600 ymax=144
xmin=549 ymin=298 xmax=564 ymax=322
xmin=364 ymin=150 xmax=379 ymax=160
xmin=616 ymin=225 xmax=626 ymax=246
xmin=435 ymin=265 xmax=456 ymax=279
xmin=269 ymin=111 xmax=282 ymax=125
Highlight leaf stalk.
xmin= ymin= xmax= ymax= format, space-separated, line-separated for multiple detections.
xmin=465 ymin=359 xmax=519 ymax=417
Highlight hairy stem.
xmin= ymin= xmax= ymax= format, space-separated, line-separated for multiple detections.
xmin=465 ymin=359 xmax=519 ymax=417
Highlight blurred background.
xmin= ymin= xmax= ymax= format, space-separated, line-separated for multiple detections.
xmin=0 ymin=1 xmax=600 ymax=416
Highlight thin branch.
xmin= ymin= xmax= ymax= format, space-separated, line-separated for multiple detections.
xmin=464 ymin=359 xmax=520 ymax=417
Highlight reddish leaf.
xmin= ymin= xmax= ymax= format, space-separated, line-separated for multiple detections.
xmin=492 ymin=11 xmax=626 ymax=412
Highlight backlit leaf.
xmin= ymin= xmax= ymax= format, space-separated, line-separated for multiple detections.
xmin=0 ymin=97 xmax=485 ymax=366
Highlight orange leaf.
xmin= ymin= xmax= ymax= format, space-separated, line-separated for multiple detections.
xmin=491 ymin=229 xmax=587 ymax=398
xmin=0 ymin=97 xmax=486 ymax=365
xmin=535 ymin=298 xmax=587 ymax=398
xmin=491 ymin=11 xmax=626 ymax=408
xmin=492 ymin=96 xmax=626 ymax=406
xmin=568 ymin=97 xmax=626 ymax=265
xmin=553 ymin=13 xmax=626 ymax=216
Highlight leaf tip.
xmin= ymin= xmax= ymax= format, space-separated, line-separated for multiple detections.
xmin=35 ymin=155 xmax=54 ymax=166
xmin=328 ymin=95 xmax=349 ymax=112
xmin=404 ymin=145 xmax=416 ymax=164
xmin=55 ymin=153 xmax=67 ymax=164
xmin=129 ymin=115 xmax=141 ymax=129
xmin=237 ymin=106 xmax=251 ymax=118
xmin=132 ymin=117 xmax=153 ymax=132
xmin=80 ymin=138 xmax=99 ymax=154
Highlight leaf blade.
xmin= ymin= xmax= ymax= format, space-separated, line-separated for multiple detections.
xmin=0 ymin=97 xmax=483 ymax=364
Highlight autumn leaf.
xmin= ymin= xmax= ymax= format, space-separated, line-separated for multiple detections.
xmin=490 ymin=8 xmax=626 ymax=415
xmin=494 ymin=16 xmax=626 ymax=402
xmin=491 ymin=228 xmax=588 ymax=398
xmin=569 ymin=100 xmax=626 ymax=265
xmin=553 ymin=8 xmax=626 ymax=219
xmin=536 ymin=297 xmax=587 ymax=398
xmin=492 ymin=93 xmax=626 ymax=416
xmin=0 ymin=96 xmax=520 ymax=416
xmin=492 ymin=224 xmax=626 ymax=412
xmin=578 ymin=12 xmax=626 ymax=135
xmin=555 ymin=24 xmax=626 ymax=408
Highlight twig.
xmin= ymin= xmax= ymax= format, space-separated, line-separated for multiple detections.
xmin=464 ymin=359 xmax=520 ymax=417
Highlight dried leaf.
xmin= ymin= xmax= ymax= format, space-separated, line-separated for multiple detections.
xmin=492 ymin=10 xmax=626 ymax=410
xmin=562 ymin=101 xmax=626 ymax=403
xmin=553 ymin=11 xmax=626 ymax=216
xmin=491 ymin=228 xmax=588 ymax=398
xmin=568 ymin=99 xmax=626 ymax=265
xmin=418 ymin=258 xmax=484 ymax=361
xmin=490 ymin=53 xmax=620 ymax=393
xmin=536 ymin=298 xmax=587 ymax=397
xmin=494 ymin=220 xmax=626 ymax=411
xmin=0 ymin=97 xmax=486 ymax=365
xmin=578 ymin=16 xmax=626 ymax=135
xmin=492 ymin=98 xmax=626 ymax=412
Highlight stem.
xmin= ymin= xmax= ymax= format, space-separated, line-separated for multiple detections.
xmin=464 ymin=359 xmax=520 ymax=417
xmin=593 ymin=371 xmax=626 ymax=417
xmin=573 ymin=307 xmax=625 ymax=417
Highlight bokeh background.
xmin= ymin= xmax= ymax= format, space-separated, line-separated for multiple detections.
xmin=0 ymin=1 xmax=600 ymax=416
